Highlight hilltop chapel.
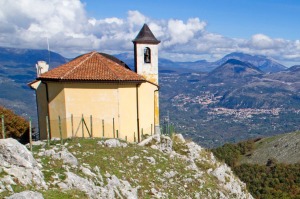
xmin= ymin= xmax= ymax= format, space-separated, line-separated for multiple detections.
xmin=29 ymin=24 xmax=160 ymax=142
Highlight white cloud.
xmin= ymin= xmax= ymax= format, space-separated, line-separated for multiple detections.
xmin=163 ymin=18 xmax=206 ymax=47
xmin=0 ymin=0 xmax=299 ymax=66
xmin=247 ymin=34 xmax=287 ymax=50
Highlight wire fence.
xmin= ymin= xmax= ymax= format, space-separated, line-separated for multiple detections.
xmin=46 ymin=114 xmax=158 ymax=143
xmin=1 ymin=113 xmax=176 ymax=151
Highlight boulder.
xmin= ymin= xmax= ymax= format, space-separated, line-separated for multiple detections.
xmin=0 ymin=138 xmax=47 ymax=189
xmin=53 ymin=148 xmax=78 ymax=166
xmin=138 ymin=134 xmax=172 ymax=153
xmin=172 ymin=134 xmax=186 ymax=143
xmin=103 ymin=139 xmax=127 ymax=148
xmin=0 ymin=138 xmax=37 ymax=169
xmin=7 ymin=191 xmax=44 ymax=199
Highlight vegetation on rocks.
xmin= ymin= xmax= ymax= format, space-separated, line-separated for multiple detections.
xmin=212 ymin=132 xmax=300 ymax=199
xmin=0 ymin=134 xmax=253 ymax=198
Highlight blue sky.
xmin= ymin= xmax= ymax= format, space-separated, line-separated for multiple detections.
xmin=83 ymin=0 xmax=299 ymax=40
xmin=0 ymin=0 xmax=299 ymax=66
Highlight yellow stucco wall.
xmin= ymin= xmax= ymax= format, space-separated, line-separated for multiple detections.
xmin=35 ymin=81 xmax=158 ymax=142
xmin=137 ymin=83 xmax=158 ymax=138
xmin=33 ymin=81 xmax=49 ymax=140
xmin=47 ymin=83 xmax=66 ymax=138
xmin=118 ymin=85 xmax=138 ymax=142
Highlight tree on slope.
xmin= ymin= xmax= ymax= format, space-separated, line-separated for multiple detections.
xmin=0 ymin=106 xmax=30 ymax=143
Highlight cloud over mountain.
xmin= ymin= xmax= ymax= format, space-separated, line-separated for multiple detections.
xmin=0 ymin=0 xmax=299 ymax=65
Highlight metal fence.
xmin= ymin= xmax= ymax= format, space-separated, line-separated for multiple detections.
xmin=44 ymin=114 xmax=158 ymax=143
xmin=1 ymin=112 xmax=176 ymax=150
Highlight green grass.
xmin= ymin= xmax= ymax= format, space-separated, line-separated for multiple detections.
xmin=42 ymin=189 xmax=88 ymax=199
xmin=1 ymin=136 xmax=247 ymax=198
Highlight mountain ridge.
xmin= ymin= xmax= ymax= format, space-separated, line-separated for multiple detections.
xmin=1 ymin=46 xmax=299 ymax=147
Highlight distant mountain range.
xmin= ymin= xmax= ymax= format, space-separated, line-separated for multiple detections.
xmin=0 ymin=46 xmax=299 ymax=146
xmin=0 ymin=47 xmax=68 ymax=127
xmin=115 ymin=51 xmax=287 ymax=73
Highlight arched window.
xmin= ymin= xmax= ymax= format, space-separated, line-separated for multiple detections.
xmin=144 ymin=47 xmax=151 ymax=63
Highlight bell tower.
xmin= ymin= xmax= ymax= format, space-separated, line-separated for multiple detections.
xmin=133 ymin=24 xmax=160 ymax=84
xmin=133 ymin=24 xmax=161 ymax=135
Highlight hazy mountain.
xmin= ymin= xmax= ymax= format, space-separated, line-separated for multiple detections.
xmin=116 ymin=52 xmax=287 ymax=73
xmin=1 ymin=46 xmax=299 ymax=147
xmin=0 ymin=46 xmax=67 ymax=127
xmin=207 ymin=59 xmax=263 ymax=83
xmin=214 ymin=52 xmax=287 ymax=73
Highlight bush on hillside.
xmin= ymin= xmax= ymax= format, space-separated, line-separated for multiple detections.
xmin=212 ymin=138 xmax=300 ymax=198
xmin=0 ymin=106 xmax=30 ymax=143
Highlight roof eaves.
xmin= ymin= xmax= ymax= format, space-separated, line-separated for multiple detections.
xmin=37 ymin=78 xmax=146 ymax=84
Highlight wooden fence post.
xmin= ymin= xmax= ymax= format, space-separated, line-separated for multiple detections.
xmin=1 ymin=115 xmax=5 ymax=139
xmin=29 ymin=117 xmax=32 ymax=152
xmin=46 ymin=116 xmax=50 ymax=146
xmin=102 ymin=119 xmax=104 ymax=138
xmin=113 ymin=118 xmax=115 ymax=138
xmin=116 ymin=130 xmax=119 ymax=138
xmin=59 ymin=116 xmax=63 ymax=145
xmin=71 ymin=114 xmax=74 ymax=137
xmin=90 ymin=115 xmax=93 ymax=138
xmin=134 ymin=132 xmax=136 ymax=143
xmin=81 ymin=114 xmax=84 ymax=138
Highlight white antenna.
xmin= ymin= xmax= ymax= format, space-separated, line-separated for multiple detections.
xmin=46 ymin=37 xmax=50 ymax=65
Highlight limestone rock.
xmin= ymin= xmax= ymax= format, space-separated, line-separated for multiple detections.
xmin=32 ymin=141 xmax=46 ymax=147
xmin=138 ymin=134 xmax=160 ymax=147
xmin=145 ymin=156 xmax=156 ymax=165
xmin=0 ymin=138 xmax=37 ymax=169
xmin=212 ymin=164 xmax=253 ymax=199
xmin=80 ymin=166 xmax=96 ymax=178
xmin=105 ymin=175 xmax=138 ymax=199
xmin=0 ymin=138 xmax=47 ymax=189
xmin=53 ymin=148 xmax=78 ymax=166
xmin=172 ymin=134 xmax=185 ymax=143
xmin=7 ymin=191 xmax=44 ymax=199
xmin=103 ymin=139 xmax=127 ymax=148
xmin=63 ymin=172 xmax=101 ymax=199
xmin=138 ymin=134 xmax=172 ymax=153
xmin=63 ymin=172 xmax=137 ymax=199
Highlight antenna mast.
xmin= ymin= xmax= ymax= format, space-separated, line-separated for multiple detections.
xmin=46 ymin=37 xmax=50 ymax=65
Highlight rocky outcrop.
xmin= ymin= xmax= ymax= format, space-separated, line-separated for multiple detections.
xmin=144 ymin=134 xmax=253 ymax=199
xmin=0 ymin=138 xmax=47 ymax=192
xmin=138 ymin=134 xmax=172 ymax=153
xmin=97 ymin=139 xmax=128 ymax=148
xmin=0 ymin=135 xmax=253 ymax=198
xmin=7 ymin=191 xmax=44 ymax=199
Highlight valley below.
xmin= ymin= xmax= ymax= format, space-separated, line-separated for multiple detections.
xmin=1 ymin=47 xmax=300 ymax=148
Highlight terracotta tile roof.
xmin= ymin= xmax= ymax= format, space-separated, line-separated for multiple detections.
xmin=37 ymin=51 xmax=145 ymax=82
xmin=133 ymin=24 xmax=160 ymax=44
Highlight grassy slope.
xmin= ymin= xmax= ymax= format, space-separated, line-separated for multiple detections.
xmin=0 ymin=137 xmax=239 ymax=198
xmin=212 ymin=131 xmax=300 ymax=199
xmin=241 ymin=131 xmax=300 ymax=164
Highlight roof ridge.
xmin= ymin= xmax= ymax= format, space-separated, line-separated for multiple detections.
xmin=60 ymin=51 xmax=97 ymax=79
